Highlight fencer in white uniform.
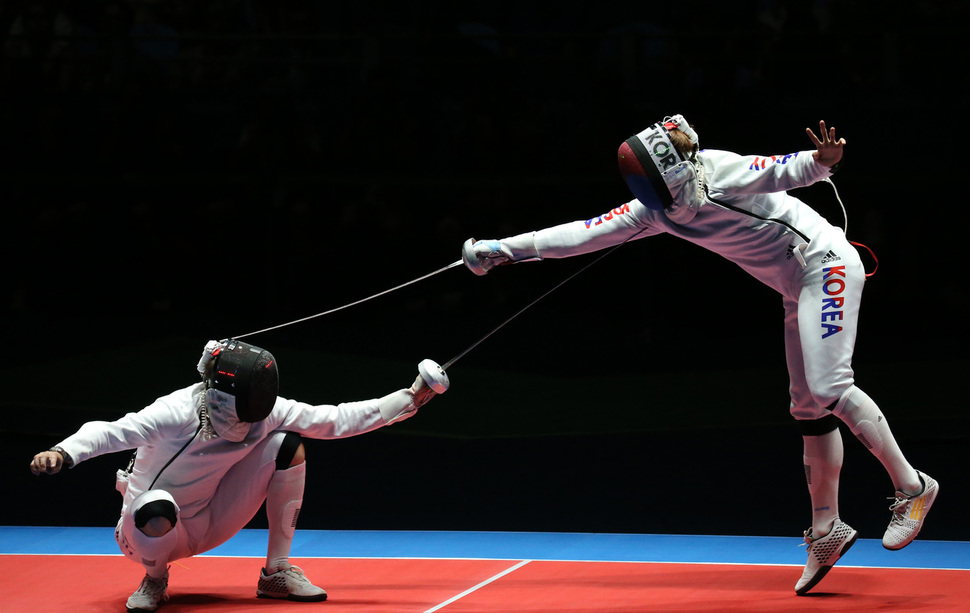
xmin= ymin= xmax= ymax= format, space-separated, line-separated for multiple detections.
xmin=462 ymin=115 xmax=938 ymax=595
xmin=30 ymin=339 xmax=447 ymax=612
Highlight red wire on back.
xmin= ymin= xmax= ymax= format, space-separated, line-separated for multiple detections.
xmin=850 ymin=241 xmax=879 ymax=278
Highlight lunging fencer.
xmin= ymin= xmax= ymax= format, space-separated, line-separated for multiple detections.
xmin=30 ymin=339 xmax=449 ymax=612
xmin=461 ymin=115 xmax=938 ymax=595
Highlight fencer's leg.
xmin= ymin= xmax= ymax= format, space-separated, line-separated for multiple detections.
xmin=257 ymin=432 xmax=327 ymax=602
xmin=792 ymin=405 xmax=858 ymax=596
xmin=120 ymin=491 xmax=181 ymax=612
xmin=265 ymin=432 xmax=306 ymax=574
xmin=831 ymin=385 xmax=920 ymax=494
xmin=784 ymin=295 xmax=847 ymax=536
xmin=119 ymin=491 xmax=181 ymax=578
xmin=791 ymin=243 xmax=920 ymax=493
xmin=785 ymin=288 xmax=861 ymax=595
xmin=831 ymin=386 xmax=940 ymax=549
xmin=199 ymin=433 xmax=286 ymax=554
xmin=798 ymin=415 xmax=843 ymax=536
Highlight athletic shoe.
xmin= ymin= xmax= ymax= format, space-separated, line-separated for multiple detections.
xmin=257 ymin=564 xmax=328 ymax=602
xmin=883 ymin=471 xmax=939 ymax=550
xmin=794 ymin=519 xmax=858 ymax=595
xmin=126 ymin=569 xmax=169 ymax=612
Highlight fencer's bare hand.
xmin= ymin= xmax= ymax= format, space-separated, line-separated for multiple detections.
xmin=806 ymin=120 xmax=845 ymax=167
xmin=30 ymin=451 xmax=64 ymax=475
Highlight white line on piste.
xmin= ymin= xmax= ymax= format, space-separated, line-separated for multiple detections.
xmin=423 ymin=559 xmax=532 ymax=613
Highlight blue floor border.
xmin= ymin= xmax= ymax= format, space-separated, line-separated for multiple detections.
xmin=3 ymin=526 xmax=968 ymax=570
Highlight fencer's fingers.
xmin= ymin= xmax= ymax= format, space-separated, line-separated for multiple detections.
xmin=824 ymin=120 xmax=846 ymax=148
xmin=806 ymin=127 xmax=822 ymax=147
xmin=29 ymin=455 xmax=47 ymax=475
xmin=33 ymin=452 xmax=61 ymax=475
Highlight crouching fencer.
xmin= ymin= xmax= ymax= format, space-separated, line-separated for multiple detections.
xmin=30 ymin=339 xmax=448 ymax=612
xmin=462 ymin=115 xmax=938 ymax=595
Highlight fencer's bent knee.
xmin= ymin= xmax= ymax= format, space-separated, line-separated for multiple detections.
xmin=831 ymin=385 xmax=860 ymax=417
xmin=135 ymin=499 xmax=178 ymax=536
xmin=139 ymin=515 xmax=174 ymax=537
xmin=789 ymin=380 xmax=854 ymax=421
xmin=121 ymin=490 xmax=181 ymax=569
xmin=830 ymin=385 xmax=886 ymax=453
xmin=289 ymin=443 xmax=305 ymax=467
xmin=276 ymin=431 xmax=304 ymax=470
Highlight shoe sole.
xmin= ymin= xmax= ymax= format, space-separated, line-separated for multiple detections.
xmin=257 ymin=591 xmax=328 ymax=602
xmin=795 ymin=531 xmax=858 ymax=596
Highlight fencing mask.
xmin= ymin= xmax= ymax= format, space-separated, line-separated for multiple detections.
xmin=198 ymin=339 xmax=279 ymax=440
xmin=617 ymin=114 xmax=704 ymax=223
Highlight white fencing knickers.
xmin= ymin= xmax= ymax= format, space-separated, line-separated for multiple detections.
xmin=784 ymin=227 xmax=865 ymax=419
xmin=116 ymin=430 xmax=290 ymax=569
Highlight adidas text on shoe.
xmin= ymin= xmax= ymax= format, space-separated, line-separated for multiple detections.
xmin=126 ymin=570 xmax=169 ymax=612
xmin=257 ymin=564 xmax=327 ymax=602
xmin=883 ymin=471 xmax=939 ymax=550
xmin=795 ymin=519 xmax=858 ymax=596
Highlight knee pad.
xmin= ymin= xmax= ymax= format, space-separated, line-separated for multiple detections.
xmin=276 ymin=431 xmax=303 ymax=470
xmin=831 ymin=385 xmax=860 ymax=415
xmin=831 ymin=385 xmax=886 ymax=454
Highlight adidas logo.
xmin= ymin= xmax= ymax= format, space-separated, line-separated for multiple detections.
xmin=821 ymin=250 xmax=841 ymax=264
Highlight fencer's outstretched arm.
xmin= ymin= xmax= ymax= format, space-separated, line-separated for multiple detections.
xmin=276 ymin=360 xmax=450 ymax=435
xmin=30 ymin=359 xmax=450 ymax=474
xmin=462 ymin=200 xmax=658 ymax=275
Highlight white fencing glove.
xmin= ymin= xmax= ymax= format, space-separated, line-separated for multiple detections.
xmin=462 ymin=232 xmax=540 ymax=276
xmin=378 ymin=360 xmax=449 ymax=424
xmin=409 ymin=374 xmax=437 ymax=408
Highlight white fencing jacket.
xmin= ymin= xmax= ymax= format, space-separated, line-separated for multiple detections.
xmin=56 ymin=382 xmax=404 ymax=522
xmin=531 ymin=149 xmax=841 ymax=301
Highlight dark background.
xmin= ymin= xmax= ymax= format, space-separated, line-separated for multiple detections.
xmin=2 ymin=1 xmax=967 ymax=544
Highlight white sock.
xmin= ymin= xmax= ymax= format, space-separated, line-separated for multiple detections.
xmin=832 ymin=386 xmax=920 ymax=493
xmin=265 ymin=462 xmax=305 ymax=574
xmin=803 ymin=428 xmax=843 ymax=536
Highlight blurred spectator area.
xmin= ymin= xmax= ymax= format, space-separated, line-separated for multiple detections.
xmin=1 ymin=1 xmax=966 ymax=368
xmin=2 ymin=1 xmax=959 ymax=179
